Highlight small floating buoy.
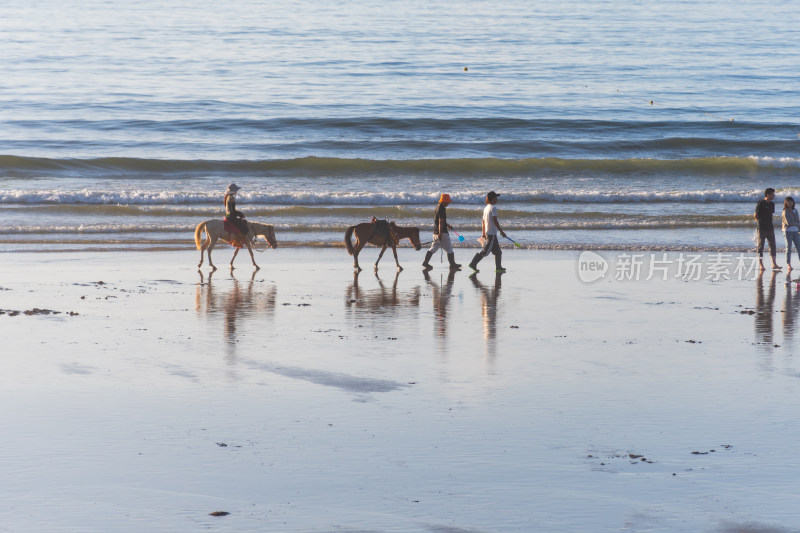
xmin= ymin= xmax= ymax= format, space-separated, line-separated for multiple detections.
xmin=463 ymin=67 xmax=468 ymax=71
xmin=649 ymin=100 xmax=654 ymax=105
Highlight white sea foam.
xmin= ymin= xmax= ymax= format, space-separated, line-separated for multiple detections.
xmin=749 ymin=156 xmax=800 ymax=168
xmin=1 ymin=188 xmax=788 ymax=206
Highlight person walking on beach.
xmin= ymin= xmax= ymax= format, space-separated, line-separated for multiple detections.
xmin=468 ymin=191 xmax=507 ymax=273
xmin=782 ymin=196 xmax=800 ymax=271
xmin=755 ymin=188 xmax=779 ymax=271
xmin=422 ymin=193 xmax=461 ymax=270
xmin=224 ymin=183 xmax=248 ymax=236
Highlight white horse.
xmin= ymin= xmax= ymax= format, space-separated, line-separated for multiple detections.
xmin=195 ymin=219 xmax=277 ymax=271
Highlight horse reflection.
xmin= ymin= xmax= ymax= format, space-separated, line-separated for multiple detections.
xmin=345 ymin=270 xmax=421 ymax=315
xmin=196 ymin=269 xmax=277 ymax=359
xmin=423 ymin=269 xmax=457 ymax=339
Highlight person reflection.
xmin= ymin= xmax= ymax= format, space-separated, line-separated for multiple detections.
xmin=345 ymin=270 xmax=421 ymax=314
xmin=469 ymin=272 xmax=503 ymax=360
xmin=782 ymin=272 xmax=800 ymax=346
xmin=754 ymin=270 xmax=776 ymax=347
xmin=195 ymin=269 xmax=277 ymax=361
xmin=423 ymin=269 xmax=457 ymax=339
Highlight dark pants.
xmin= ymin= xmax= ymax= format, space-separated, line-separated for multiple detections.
xmin=757 ymin=226 xmax=776 ymax=258
xmin=470 ymin=234 xmax=502 ymax=268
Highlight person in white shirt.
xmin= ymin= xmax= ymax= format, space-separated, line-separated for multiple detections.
xmin=468 ymin=191 xmax=507 ymax=273
xmin=781 ymin=196 xmax=800 ymax=271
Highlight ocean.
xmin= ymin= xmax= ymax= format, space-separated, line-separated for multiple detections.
xmin=2 ymin=0 xmax=799 ymax=253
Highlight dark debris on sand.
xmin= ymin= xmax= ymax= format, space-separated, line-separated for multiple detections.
xmin=586 ymin=451 xmax=655 ymax=466
xmin=1 ymin=308 xmax=79 ymax=317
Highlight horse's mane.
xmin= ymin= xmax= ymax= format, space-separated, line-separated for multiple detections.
xmin=246 ymin=221 xmax=273 ymax=237
xmin=386 ymin=223 xmax=420 ymax=246
xmin=389 ymin=223 xmax=417 ymax=235
xmin=249 ymin=220 xmax=270 ymax=231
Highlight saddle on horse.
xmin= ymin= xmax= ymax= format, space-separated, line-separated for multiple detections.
xmin=223 ymin=217 xmax=249 ymax=248
xmin=370 ymin=216 xmax=394 ymax=244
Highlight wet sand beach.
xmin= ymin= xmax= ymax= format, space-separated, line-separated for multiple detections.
xmin=3 ymin=0 xmax=800 ymax=531
xmin=1 ymin=248 xmax=799 ymax=533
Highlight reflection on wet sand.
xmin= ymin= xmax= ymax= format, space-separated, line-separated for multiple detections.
xmin=423 ymin=269 xmax=457 ymax=340
xmin=754 ymin=270 xmax=776 ymax=347
xmin=195 ymin=269 xmax=277 ymax=361
xmin=345 ymin=270 xmax=421 ymax=316
xmin=469 ymin=272 xmax=503 ymax=361
xmin=782 ymin=272 xmax=800 ymax=346
xmin=753 ymin=271 xmax=800 ymax=379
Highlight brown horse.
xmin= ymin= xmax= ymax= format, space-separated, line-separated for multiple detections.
xmin=344 ymin=221 xmax=421 ymax=271
xmin=195 ymin=219 xmax=277 ymax=271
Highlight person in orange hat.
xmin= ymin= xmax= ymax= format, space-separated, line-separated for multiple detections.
xmin=422 ymin=193 xmax=461 ymax=270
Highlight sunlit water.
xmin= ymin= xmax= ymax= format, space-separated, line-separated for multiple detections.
xmin=1 ymin=0 xmax=799 ymax=252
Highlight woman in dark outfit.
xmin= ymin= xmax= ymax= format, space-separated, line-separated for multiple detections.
xmin=224 ymin=183 xmax=248 ymax=236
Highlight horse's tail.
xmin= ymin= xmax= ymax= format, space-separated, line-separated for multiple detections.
xmin=344 ymin=225 xmax=356 ymax=255
xmin=194 ymin=221 xmax=206 ymax=250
